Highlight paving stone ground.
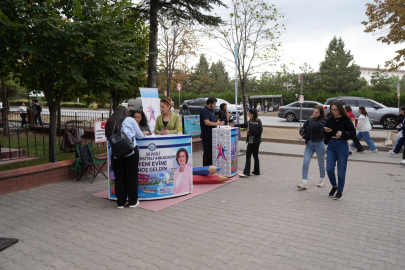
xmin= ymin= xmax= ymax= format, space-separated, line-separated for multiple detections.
xmin=1 ymin=147 xmax=405 ymax=270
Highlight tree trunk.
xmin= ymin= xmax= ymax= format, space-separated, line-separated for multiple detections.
xmin=57 ymin=102 xmax=62 ymax=136
xmin=147 ymin=0 xmax=159 ymax=88
xmin=111 ymin=91 xmax=120 ymax=110
xmin=167 ymin=77 xmax=171 ymax=97
xmin=48 ymin=101 xmax=57 ymax=163
xmin=1 ymin=76 xmax=8 ymax=136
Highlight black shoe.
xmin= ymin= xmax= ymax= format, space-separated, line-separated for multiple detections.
xmin=334 ymin=192 xmax=343 ymax=200
xmin=349 ymin=152 xmax=352 ymax=155
xmin=329 ymin=187 xmax=338 ymax=197
xmin=356 ymin=150 xmax=364 ymax=154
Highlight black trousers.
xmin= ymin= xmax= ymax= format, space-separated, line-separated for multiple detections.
xmin=20 ymin=113 xmax=27 ymax=126
xmin=113 ymin=146 xmax=139 ymax=206
xmin=244 ymin=143 xmax=260 ymax=175
xmin=351 ymin=134 xmax=364 ymax=152
xmin=202 ymin=138 xmax=212 ymax=166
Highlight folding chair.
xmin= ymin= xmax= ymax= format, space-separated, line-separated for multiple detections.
xmin=75 ymin=142 xmax=107 ymax=183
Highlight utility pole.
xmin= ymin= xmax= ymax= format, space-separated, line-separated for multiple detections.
xmin=299 ymin=74 xmax=303 ymax=128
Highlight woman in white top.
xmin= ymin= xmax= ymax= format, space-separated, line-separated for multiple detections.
xmin=18 ymin=103 xmax=27 ymax=126
xmin=350 ymin=106 xmax=378 ymax=152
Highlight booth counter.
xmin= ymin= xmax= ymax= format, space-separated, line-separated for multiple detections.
xmin=108 ymin=134 xmax=193 ymax=200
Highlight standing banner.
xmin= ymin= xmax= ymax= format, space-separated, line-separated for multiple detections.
xmin=139 ymin=88 xmax=161 ymax=134
xmin=212 ymin=127 xmax=238 ymax=177
xmin=178 ymin=114 xmax=183 ymax=134
xmin=183 ymin=115 xmax=201 ymax=136
xmin=108 ymin=135 xmax=193 ymax=200
xmin=94 ymin=121 xmax=107 ymax=143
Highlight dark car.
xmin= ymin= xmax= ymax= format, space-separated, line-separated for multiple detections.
xmin=324 ymin=97 xmax=398 ymax=129
xmin=180 ymin=98 xmax=243 ymax=122
xmin=277 ymin=101 xmax=323 ymax=122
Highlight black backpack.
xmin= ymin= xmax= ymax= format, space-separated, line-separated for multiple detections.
xmin=109 ymin=122 xmax=134 ymax=159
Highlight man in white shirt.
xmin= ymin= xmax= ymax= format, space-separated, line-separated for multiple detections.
xmin=18 ymin=103 xmax=27 ymax=126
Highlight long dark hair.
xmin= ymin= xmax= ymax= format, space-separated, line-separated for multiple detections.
xmin=330 ymin=100 xmax=348 ymax=118
xmin=131 ymin=110 xmax=148 ymax=126
xmin=359 ymin=106 xmax=368 ymax=117
xmin=313 ymin=105 xmax=326 ymax=120
xmin=220 ymin=103 xmax=227 ymax=111
xmin=344 ymin=105 xmax=352 ymax=112
xmin=105 ymin=106 xmax=129 ymax=139
xmin=249 ymin=108 xmax=258 ymax=122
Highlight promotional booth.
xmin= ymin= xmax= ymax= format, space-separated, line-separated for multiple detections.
xmin=108 ymin=134 xmax=193 ymax=200
xmin=212 ymin=127 xmax=238 ymax=177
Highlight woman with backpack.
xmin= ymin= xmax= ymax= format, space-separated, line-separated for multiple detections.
xmin=350 ymin=106 xmax=378 ymax=153
xmin=105 ymin=106 xmax=145 ymax=209
xmin=297 ymin=105 xmax=326 ymax=190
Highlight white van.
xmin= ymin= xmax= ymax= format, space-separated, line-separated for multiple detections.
xmin=122 ymin=98 xmax=143 ymax=112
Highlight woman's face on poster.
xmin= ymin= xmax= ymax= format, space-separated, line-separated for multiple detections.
xmin=178 ymin=151 xmax=187 ymax=166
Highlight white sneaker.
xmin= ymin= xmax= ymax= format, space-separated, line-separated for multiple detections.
xmin=117 ymin=206 xmax=124 ymax=209
xmin=370 ymin=149 xmax=378 ymax=153
xmin=388 ymin=151 xmax=398 ymax=157
xmin=238 ymin=173 xmax=250 ymax=178
xmin=400 ymin=160 xmax=405 ymax=165
xmin=297 ymin=182 xmax=308 ymax=190
xmin=129 ymin=200 xmax=140 ymax=208
xmin=317 ymin=180 xmax=325 ymax=187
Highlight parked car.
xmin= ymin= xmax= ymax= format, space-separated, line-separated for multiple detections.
xmin=122 ymin=98 xmax=143 ymax=111
xmin=180 ymin=98 xmax=243 ymax=122
xmin=323 ymin=97 xmax=398 ymax=129
xmin=277 ymin=101 xmax=323 ymax=122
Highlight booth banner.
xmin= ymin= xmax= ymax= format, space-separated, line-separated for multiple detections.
xmin=212 ymin=127 xmax=238 ymax=177
xmin=139 ymin=88 xmax=161 ymax=134
xmin=94 ymin=121 xmax=107 ymax=143
xmin=178 ymin=114 xmax=183 ymax=134
xmin=183 ymin=115 xmax=201 ymax=136
xmin=108 ymin=135 xmax=193 ymax=200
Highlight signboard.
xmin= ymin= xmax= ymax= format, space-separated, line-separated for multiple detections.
xmin=177 ymin=83 xmax=182 ymax=91
xmin=298 ymin=74 xmax=302 ymax=84
xmin=299 ymin=95 xmax=304 ymax=103
xmin=183 ymin=115 xmax=201 ymax=136
xmin=140 ymin=88 xmax=161 ymax=135
xmin=212 ymin=127 xmax=238 ymax=177
xmin=94 ymin=121 xmax=106 ymax=143
xmin=164 ymin=90 xmax=167 ymax=97
xmin=108 ymin=135 xmax=193 ymax=200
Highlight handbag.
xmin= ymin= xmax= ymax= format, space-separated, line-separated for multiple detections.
xmin=109 ymin=121 xmax=134 ymax=159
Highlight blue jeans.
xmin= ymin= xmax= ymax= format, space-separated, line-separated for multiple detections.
xmin=350 ymin=131 xmax=377 ymax=151
xmin=302 ymin=141 xmax=325 ymax=180
xmin=35 ymin=114 xmax=43 ymax=126
xmin=393 ymin=136 xmax=400 ymax=150
xmin=326 ymin=140 xmax=349 ymax=193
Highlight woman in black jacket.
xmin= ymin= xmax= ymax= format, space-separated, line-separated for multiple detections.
xmin=324 ymin=101 xmax=356 ymax=201
xmin=297 ymin=105 xmax=326 ymax=190
xmin=231 ymin=108 xmax=263 ymax=177
xmin=219 ymin=103 xmax=230 ymax=125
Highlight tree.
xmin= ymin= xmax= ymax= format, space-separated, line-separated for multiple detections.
xmin=362 ymin=0 xmax=405 ymax=70
xmin=207 ymin=0 xmax=285 ymax=122
xmin=132 ymin=0 xmax=225 ymax=88
xmin=0 ymin=0 xmax=148 ymax=162
xmin=318 ymin=36 xmax=365 ymax=94
xmin=158 ymin=21 xmax=200 ymax=97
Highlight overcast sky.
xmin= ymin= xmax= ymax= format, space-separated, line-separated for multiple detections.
xmin=195 ymin=0 xmax=403 ymax=77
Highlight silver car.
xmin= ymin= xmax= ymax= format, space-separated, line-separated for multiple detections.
xmin=324 ymin=97 xmax=398 ymax=129
xmin=277 ymin=101 xmax=323 ymax=122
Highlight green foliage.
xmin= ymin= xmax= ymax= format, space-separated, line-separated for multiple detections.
xmin=319 ymin=36 xmax=365 ymax=94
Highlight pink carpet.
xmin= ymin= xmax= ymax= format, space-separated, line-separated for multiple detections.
xmin=92 ymin=170 xmax=242 ymax=212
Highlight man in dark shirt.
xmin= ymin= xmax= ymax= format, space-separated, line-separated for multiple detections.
xmin=200 ymin=97 xmax=224 ymax=166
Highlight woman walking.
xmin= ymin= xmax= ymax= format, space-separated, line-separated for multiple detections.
xmin=389 ymin=106 xmax=405 ymax=159
xmin=350 ymin=106 xmax=378 ymax=153
xmin=219 ymin=103 xmax=230 ymax=125
xmin=155 ymin=97 xmax=180 ymax=135
xmin=297 ymin=105 xmax=326 ymax=190
xmin=105 ymin=106 xmax=145 ymax=209
xmin=131 ymin=110 xmax=151 ymax=135
xmin=324 ymin=101 xmax=356 ymax=200
xmin=231 ymin=108 xmax=263 ymax=177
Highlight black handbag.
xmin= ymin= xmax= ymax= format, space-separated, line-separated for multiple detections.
xmin=109 ymin=122 xmax=134 ymax=159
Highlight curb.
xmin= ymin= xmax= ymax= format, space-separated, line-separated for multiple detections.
xmin=240 ymin=149 xmax=404 ymax=166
